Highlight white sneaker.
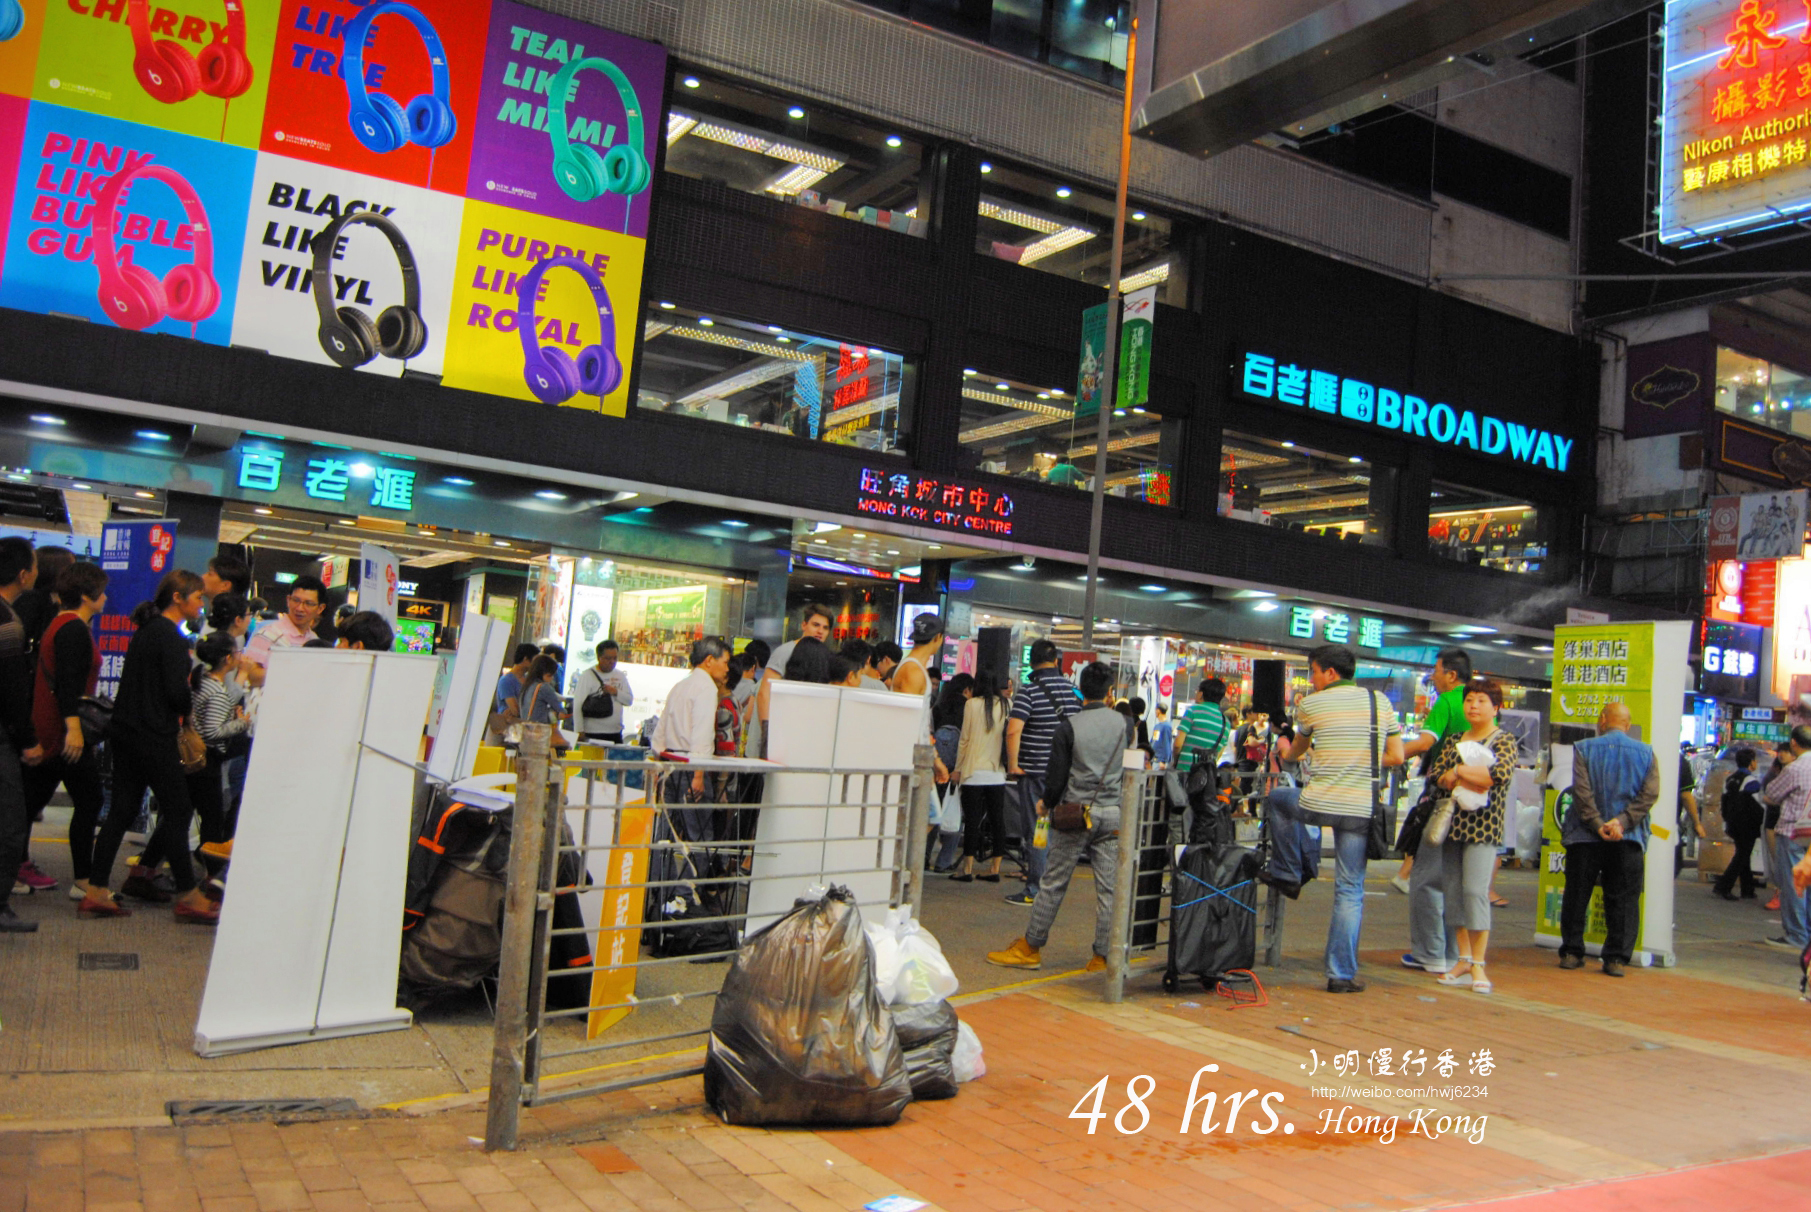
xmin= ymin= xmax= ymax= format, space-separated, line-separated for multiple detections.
xmin=1390 ymin=875 xmax=1411 ymax=894
xmin=68 ymin=884 xmax=87 ymax=901
xmin=11 ymin=880 xmax=28 ymax=896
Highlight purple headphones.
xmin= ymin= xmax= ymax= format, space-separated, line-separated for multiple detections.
xmin=515 ymin=255 xmax=623 ymax=405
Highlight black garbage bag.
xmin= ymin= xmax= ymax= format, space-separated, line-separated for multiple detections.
xmin=890 ymin=999 xmax=959 ymax=1101
xmin=704 ymin=885 xmax=913 ymax=1127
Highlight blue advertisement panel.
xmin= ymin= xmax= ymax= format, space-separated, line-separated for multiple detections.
xmin=94 ymin=517 xmax=179 ymax=698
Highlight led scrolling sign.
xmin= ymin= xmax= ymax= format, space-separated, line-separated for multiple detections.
xmin=1660 ymin=0 xmax=1811 ymax=244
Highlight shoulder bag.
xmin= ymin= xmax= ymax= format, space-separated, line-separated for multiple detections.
xmin=1364 ymin=689 xmax=1393 ymax=860
xmin=580 ymin=669 xmax=615 ymax=720
xmin=177 ymin=721 xmax=208 ymax=774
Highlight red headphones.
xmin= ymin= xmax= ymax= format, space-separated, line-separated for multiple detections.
xmin=128 ymin=0 xmax=252 ymax=104
xmin=90 ymin=164 xmax=220 ymax=331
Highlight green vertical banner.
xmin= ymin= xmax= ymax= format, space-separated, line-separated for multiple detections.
xmin=1117 ymin=286 xmax=1156 ymax=410
xmin=1076 ymin=301 xmax=1108 ymax=418
xmin=1075 ymin=287 xmax=1157 ymax=420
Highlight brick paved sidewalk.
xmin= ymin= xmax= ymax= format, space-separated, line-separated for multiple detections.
xmin=6 ymin=943 xmax=1810 ymax=1212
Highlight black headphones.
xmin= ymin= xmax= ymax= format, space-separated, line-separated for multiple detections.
xmin=311 ymin=211 xmax=427 ymax=369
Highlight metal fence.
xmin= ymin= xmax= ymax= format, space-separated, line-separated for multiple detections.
xmin=483 ymin=726 xmax=934 ymax=1150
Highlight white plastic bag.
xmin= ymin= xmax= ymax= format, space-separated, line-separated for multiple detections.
xmin=891 ymin=919 xmax=958 ymax=1004
xmin=864 ymin=922 xmax=903 ymax=1004
xmin=930 ymin=786 xmax=961 ymax=833
xmin=1453 ymin=740 xmax=1493 ymax=812
xmin=951 ymin=1021 xmax=985 ymax=1083
xmin=1515 ymin=801 xmax=1543 ymax=862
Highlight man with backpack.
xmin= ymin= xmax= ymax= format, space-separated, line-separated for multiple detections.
xmin=1714 ymin=748 xmax=1764 ymax=901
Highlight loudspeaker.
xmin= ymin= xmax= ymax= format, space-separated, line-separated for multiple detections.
xmin=975 ymin=626 xmax=1013 ymax=685
xmin=1251 ymin=660 xmax=1287 ymax=722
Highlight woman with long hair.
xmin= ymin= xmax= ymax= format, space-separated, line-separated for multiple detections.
xmin=23 ymin=561 xmax=108 ymax=893
xmin=952 ymin=671 xmax=1010 ymax=882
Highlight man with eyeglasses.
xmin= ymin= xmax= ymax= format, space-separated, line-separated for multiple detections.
xmin=243 ymin=575 xmax=329 ymax=671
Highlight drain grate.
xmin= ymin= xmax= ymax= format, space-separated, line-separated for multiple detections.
xmin=167 ymin=1099 xmax=359 ymax=1124
xmin=78 ymin=953 xmax=139 ymax=971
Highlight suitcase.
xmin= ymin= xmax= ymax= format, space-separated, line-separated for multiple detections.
xmin=1162 ymin=842 xmax=1260 ymax=993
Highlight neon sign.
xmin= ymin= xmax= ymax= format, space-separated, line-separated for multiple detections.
xmin=855 ymin=468 xmax=1015 ymax=536
xmin=1661 ymin=0 xmax=1811 ymax=244
xmin=1240 ymin=352 xmax=1577 ymax=472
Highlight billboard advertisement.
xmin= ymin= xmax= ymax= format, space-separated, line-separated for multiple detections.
xmin=0 ymin=0 xmax=664 ymax=416
xmin=1659 ymin=0 xmax=1811 ymax=244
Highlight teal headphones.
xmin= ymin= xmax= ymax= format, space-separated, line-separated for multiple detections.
xmin=546 ymin=56 xmax=650 ymax=202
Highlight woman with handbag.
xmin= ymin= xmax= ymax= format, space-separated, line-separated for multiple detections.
xmin=1425 ymin=678 xmax=1519 ymax=995
xmin=520 ymin=655 xmax=572 ymax=754
xmin=951 ymin=672 xmax=1010 ymax=883
xmin=83 ymin=570 xmax=217 ymax=924
xmin=23 ymin=561 xmax=109 ymax=894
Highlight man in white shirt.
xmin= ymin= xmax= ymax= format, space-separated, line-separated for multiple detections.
xmin=651 ymin=637 xmax=730 ymax=798
xmin=243 ymin=576 xmax=327 ymax=670
xmin=573 ymin=640 xmax=634 ymax=743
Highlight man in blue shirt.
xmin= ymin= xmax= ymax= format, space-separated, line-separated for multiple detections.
xmin=1560 ymin=702 xmax=1659 ymax=977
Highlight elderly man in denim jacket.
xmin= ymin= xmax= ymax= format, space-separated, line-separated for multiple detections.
xmin=1559 ymin=702 xmax=1659 ymax=978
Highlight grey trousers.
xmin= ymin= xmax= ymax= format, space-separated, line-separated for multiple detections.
xmin=1407 ymin=835 xmax=1460 ymax=970
xmin=1025 ymin=807 xmax=1120 ymax=956
xmin=1440 ymin=839 xmax=1497 ymax=933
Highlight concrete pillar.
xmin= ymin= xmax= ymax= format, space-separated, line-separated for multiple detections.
xmin=164 ymin=492 xmax=223 ymax=582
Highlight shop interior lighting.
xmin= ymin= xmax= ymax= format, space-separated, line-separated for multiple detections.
xmin=1019 ymin=226 xmax=1096 ymax=264
xmin=658 ymin=301 xmax=676 ymax=310
xmin=643 ymin=320 xmax=673 ymax=341
xmin=133 ymin=490 xmax=155 ymax=499
xmin=787 ymin=106 xmax=806 ymax=119
xmin=682 ymin=76 xmax=701 ymax=89
xmin=765 ymin=163 xmax=831 ymax=196
xmin=1132 ymin=211 xmax=1147 ymax=221
xmin=1118 ymin=261 xmax=1170 ymax=292
xmin=1055 ymin=187 xmax=1072 ymax=198
xmin=977 ymin=199 xmax=1095 ymax=265
xmin=698 ymin=317 xmax=714 ymax=326
xmin=535 ymin=490 xmax=566 ymax=500
xmin=665 ymin=113 xmax=697 ymax=144
xmin=443 ymin=476 xmax=474 ymax=485
xmin=1067 ymin=431 xmax=1161 ymax=458
xmin=672 ymin=112 xmax=843 ymax=178
xmin=980 ymin=162 xmax=992 ymax=173
xmin=29 ymin=414 xmax=64 ymax=426
xmin=254 ymin=507 xmax=273 ymax=515
xmin=137 ymin=430 xmax=170 ymax=441
xmin=722 ymin=519 xmax=749 ymax=527
xmin=886 ymin=135 xmax=903 ymax=147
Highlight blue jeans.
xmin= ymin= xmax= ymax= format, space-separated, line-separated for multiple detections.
xmin=1012 ymin=777 xmax=1047 ymax=895
xmin=1771 ymin=833 xmax=1809 ymax=946
xmin=1266 ymin=787 xmax=1370 ymax=981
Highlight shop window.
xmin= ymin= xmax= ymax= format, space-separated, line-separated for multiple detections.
xmin=637 ymin=304 xmax=913 ymax=454
xmin=1716 ymin=346 xmax=1811 ymax=437
xmin=1218 ymin=432 xmax=1394 ymax=547
xmin=665 ymin=73 xmax=928 ymax=237
xmin=958 ymin=370 xmax=1179 ymax=504
xmin=857 ymin=1 xmax=1129 ymax=88
xmin=975 ymin=162 xmax=1180 ymax=302
xmin=1428 ymin=482 xmax=1548 ymax=574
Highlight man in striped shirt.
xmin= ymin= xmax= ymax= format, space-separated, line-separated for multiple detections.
xmin=1005 ymin=641 xmax=1080 ymax=906
xmin=1175 ymin=678 xmax=1232 ymax=774
xmin=1260 ymin=645 xmax=1403 ymax=993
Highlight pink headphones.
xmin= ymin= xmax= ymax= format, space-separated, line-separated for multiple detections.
xmin=90 ymin=164 xmax=220 ymax=331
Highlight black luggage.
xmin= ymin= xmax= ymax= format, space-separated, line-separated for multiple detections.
xmin=1162 ymin=842 xmax=1260 ymax=993
xmin=1135 ymin=767 xmax=1236 ymax=948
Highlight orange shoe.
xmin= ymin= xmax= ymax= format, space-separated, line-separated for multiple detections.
xmin=986 ymin=938 xmax=1042 ymax=970
xmin=199 ymin=840 xmax=233 ymax=862
xmin=76 ymin=893 xmax=131 ymax=919
xmin=173 ymin=898 xmax=220 ymax=925
xmin=1083 ymin=954 xmax=1108 ymax=974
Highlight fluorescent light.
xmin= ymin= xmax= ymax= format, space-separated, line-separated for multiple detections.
xmin=1055 ymin=187 xmax=1071 ymax=198
xmin=1280 ymin=441 xmax=1295 ymax=448
xmin=1252 ymin=601 xmax=1279 ymax=613
xmin=996 ymin=382 xmax=1011 ymax=390
xmin=1348 ymin=456 xmax=1362 ymax=463
xmin=886 ymin=135 xmax=902 ymax=148
xmin=665 ymin=113 xmax=696 ymax=144
xmin=683 ymin=76 xmax=700 ymax=88
xmin=963 ymin=368 xmax=976 ymax=376
xmin=927 ymin=544 xmax=942 ymax=550
xmin=134 ymin=490 xmax=155 ymax=499
xmin=699 ymin=317 xmax=714 ymax=326
xmin=535 ymin=490 xmax=567 ymax=500
xmin=444 ymin=476 xmax=474 ymax=485
xmin=137 ymin=430 xmax=170 ymax=441
xmin=659 ymin=301 xmax=676 ymax=309
xmin=722 ymin=520 xmax=748 ymax=528
xmin=494 ymin=540 xmax=511 ymax=548
xmin=1132 ymin=211 xmax=1146 ymax=221
xmin=787 ymin=106 xmax=805 ymax=119
xmin=767 ymin=325 xmax=783 ymax=333
xmin=29 ymin=414 xmax=64 ymax=426
xmin=253 ymin=507 xmax=272 ymax=515
xmin=1141 ymin=584 xmax=1166 ymax=592
xmin=766 ymin=164 xmax=828 ymax=196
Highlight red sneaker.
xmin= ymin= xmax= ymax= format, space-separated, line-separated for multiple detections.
xmin=16 ymin=862 xmax=56 ymax=891
xmin=1767 ymin=896 xmax=1782 ymax=911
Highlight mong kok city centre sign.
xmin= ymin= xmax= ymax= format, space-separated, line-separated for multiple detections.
xmin=1240 ymin=352 xmax=1577 ymax=473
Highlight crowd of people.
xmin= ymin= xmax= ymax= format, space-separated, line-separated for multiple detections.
xmin=0 ymin=536 xmax=396 ymax=933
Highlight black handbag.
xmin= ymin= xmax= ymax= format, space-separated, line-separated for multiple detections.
xmin=1364 ymin=689 xmax=1392 ymax=861
xmin=77 ymin=694 xmax=114 ymax=742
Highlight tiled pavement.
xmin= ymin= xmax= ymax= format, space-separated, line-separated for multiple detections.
xmin=4 ymin=945 xmax=1810 ymax=1212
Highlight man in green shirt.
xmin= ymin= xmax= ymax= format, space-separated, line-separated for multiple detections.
xmin=1400 ymin=647 xmax=1471 ymax=973
xmin=1175 ymin=677 xmax=1232 ymax=774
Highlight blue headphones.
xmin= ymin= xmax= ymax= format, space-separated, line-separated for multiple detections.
xmin=0 ymin=0 xmax=24 ymax=41
xmin=339 ymin=1 xmax=456 ymax=154
xmin=514 ymin=256 xmax=622 ymax=406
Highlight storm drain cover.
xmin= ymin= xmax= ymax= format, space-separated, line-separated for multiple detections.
xmin=78 ymin=953 xmax=138 ymax=971
xmin=166 ymin=1099 xmax=360 ymax=1124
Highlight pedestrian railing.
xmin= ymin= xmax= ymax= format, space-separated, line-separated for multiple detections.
xmin=483 ymin=725 xmax=934 ymax=1150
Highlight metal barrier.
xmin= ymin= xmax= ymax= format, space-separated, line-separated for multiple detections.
xmin=483 ymin=726 xmax=934 ymax=1150
xmin=1103 ymin=768 xmax=1291 ymax=1004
